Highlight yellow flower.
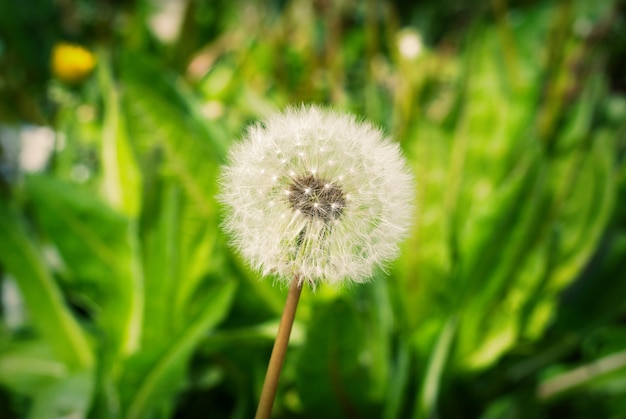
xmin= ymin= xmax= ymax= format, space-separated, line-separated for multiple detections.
xmin=51 ymin=43 xmax=96 ymax=84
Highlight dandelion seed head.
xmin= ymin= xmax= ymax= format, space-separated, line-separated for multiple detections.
xmin=219 ymin=105 xmax=415 ymax=286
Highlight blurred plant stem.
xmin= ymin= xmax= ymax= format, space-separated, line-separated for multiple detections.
xmin=491 ymin=0 xmax=520 ymax=89
xmin=537 ymin=0 xmax=574 ymax=149
xmin=322 ymin=0 xmax=346 ymax=105
xmin=255 ymin=279 xmax=303 ymax=419
xmin=538 ymin=349 xmax=626 ymax=400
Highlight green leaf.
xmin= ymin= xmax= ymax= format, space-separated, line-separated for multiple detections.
xmin=27 ymin=369 xmax=93 ymax=419
xmin=296 ymin=297 xmax=383 ymax=418
xmin=382 ymin=337 xmax=412 ymax=419
xmin=0 ymin=200 xmax=93 ymax=370
xmin=120 ymin=52 xmax=224 ymax=219
xmin=121 ymin=279 xmax=237 ymax=419
xmin=25 ymin=175 xmax=143 ymax=361
xmin=98 ymin=49 xmax=143 ymax=218
xmin=550 ymin=130 xmax=616 ymax=289
xmin=414 ymin=316 xmax=457 ymax=419
xmin=120 ymin=51 xmax=284 ymax=317
xmin=0 ymin=340 xmax=67 ymax=397
xmin=140 ymin=183 xmax=182 ymax=352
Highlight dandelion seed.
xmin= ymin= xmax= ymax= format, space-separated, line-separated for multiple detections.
xmin=219 ymin=105 xmax=415 ymax=287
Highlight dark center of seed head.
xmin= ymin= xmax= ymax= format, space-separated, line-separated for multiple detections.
xmin=287 ymin=174 xmax=346 ymax=221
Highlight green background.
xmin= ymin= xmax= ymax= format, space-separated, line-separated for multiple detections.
xmin=1 ymin=0 xmax=625 ymax=417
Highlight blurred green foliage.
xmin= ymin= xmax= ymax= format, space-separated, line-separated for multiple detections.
xmin=1 ymin=0 xmax=626 ymax=418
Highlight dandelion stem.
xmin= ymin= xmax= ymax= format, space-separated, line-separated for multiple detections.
xmin=255 ymin=278 xmax=303 ymax=419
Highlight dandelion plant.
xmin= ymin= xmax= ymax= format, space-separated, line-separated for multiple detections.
xmin=219 ymin=105 xmax=415 ymax=418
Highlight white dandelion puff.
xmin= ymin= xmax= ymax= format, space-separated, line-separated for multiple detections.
xmin=219 ymin=105 xmax=415 ymax=287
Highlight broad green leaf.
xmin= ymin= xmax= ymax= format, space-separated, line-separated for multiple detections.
xmin=549 ymin=130 xmax=615 ymax=289
xmin=173 ymin=196 xmax=225 ymax=329
xmin=454 ymin=155 xmax=543 ymax=309
xmin=139 ymin=180 xmax=253 ymax=349
xmin=0 ymin=200 xmax=93 ymax=370
xmin=25 ymin=175 xmax=143 ymax=361
xmin=27 ymin=369 xmax=93 ymax=419
xmin=98 ymin=50 xmax=142 ymax=218
xmin=398 ymin=120 xmax=453 ymax=331
xmin=120 ymin=51 xmax=284 ymax=317
xmin=0 ymin=340 xmax=67 ymax=396
xmin=121 ymin=279 xmax=236 ymax=419
xmin=140 ymin=183 xmax=182 ymax=351
xmin=296 ymin=297 xmax=383 ymax=418
xmin=365 ymin=279 xmax=394 ymax=401
xmin=120 ymin=51 xmax=224 ymax=218
xmin=556 ymin=231 xmax=626 ymax=332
